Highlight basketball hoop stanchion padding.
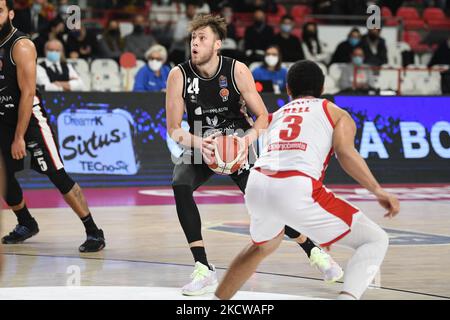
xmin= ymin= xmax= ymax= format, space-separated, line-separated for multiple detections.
xmin=120 ymin=52 xmax=137 ymax=91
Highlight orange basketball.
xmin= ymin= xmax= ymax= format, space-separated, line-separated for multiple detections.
xmin=208 ymin=135 xmax=246 ymax=175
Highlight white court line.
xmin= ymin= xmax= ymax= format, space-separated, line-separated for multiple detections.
xmin=0 ymin=286 xmax=324 ymax=300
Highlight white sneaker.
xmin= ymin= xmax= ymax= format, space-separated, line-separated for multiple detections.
xmin=309 ymin=247 xmax=344 ymax=283
xmin=181 ymin=262 xmax=218 ymax=296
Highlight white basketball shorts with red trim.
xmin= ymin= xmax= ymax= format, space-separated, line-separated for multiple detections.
xmin=245 ymin=169 xmax=360 ymax=246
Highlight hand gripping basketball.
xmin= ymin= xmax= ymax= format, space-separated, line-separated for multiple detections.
xmin=208 ymin=135 xmax=247 ymax=175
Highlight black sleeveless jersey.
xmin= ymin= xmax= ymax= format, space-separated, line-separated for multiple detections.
xmin=0 ymin=28 xmax=41 ymax=128
xmin=178 ymin=56 xmax=252 ymax=137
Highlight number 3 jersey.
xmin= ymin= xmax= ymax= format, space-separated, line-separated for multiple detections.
xmin=254 ymin=98 xmax=335 ymax=181
xmin=178 ymin=56 xmax=252 ymax=137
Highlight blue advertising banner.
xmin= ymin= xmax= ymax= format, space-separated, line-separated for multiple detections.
xmin=15 ymin=93 xmax=450 ymax=188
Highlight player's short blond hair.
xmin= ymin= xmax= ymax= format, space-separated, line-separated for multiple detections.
xmin=189 ymin=14 xmax=227 ymax=40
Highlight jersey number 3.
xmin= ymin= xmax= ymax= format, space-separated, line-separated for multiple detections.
xmin=279 ymin=115 xmax=303 ymax=141
xmin=187 ymin=78 xmax=200 ymax=95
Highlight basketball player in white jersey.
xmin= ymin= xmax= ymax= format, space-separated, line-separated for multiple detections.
xmin=214 ymin=60 xmax=400 ymax=300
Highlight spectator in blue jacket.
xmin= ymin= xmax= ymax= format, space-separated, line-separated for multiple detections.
xmin=252 ymin=45 xmax=287 ymax=93
xmin=133 ymin=44 xmax=171 ymax=92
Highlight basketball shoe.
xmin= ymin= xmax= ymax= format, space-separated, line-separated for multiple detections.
xmin=79 ymin=229 xmax=106 ymax=253
xmin=182 ymin=262 xmax=218 ymax=296
xmin=309 ymin=247 xmax=344 ymax=283
xmin=2 ymin=220 xmax=39 ymax=244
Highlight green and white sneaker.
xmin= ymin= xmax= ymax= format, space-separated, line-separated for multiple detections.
xmin=310 ymin=247 xmax=344 ymax=283
xmin=182 ymin=262 xmax=218 ymax=296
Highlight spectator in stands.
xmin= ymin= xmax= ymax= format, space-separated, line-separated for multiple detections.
xmin=222 ymin=4 xmax=237 ymax=41
xmin=302 ymin=22 xmax=329 ymax=64
xmin=428 ymin=37 xmax=450 ymax=67
xmin=273 ymin=15 xmax=305 ymax=62
xmin=149 ymin=0 xmax=184 ymax=48
xmin=360 ymin=28 xmax=388 ymax=66
xmin=338 ymin=47 xmax=376 ymax=93
xmin=244 ymin=9 xmax=275 ymax=63
xmin=196 ymin=0 xmax=211 ymax=15
xmin=170 ymin=1 xmax=198 ymax=65
xmin=329 ymin=27 xmax=362 ymax=65
xmin=13 ymin=0 xmax=55 ymax=35
xmin=124 ymin=14 xmax=157 ymax=60
xmin=33 ymin=16 xmax=66 ymax=57
xmin=98 ymin=19 xmax=124 ymax=60
xmin=66 ymin=26 xmax=97 ymax=60
xmin=252 ymin=45 xmax=287 ymax=94
xmin=37 ymin=39 xmax=85 ymax=92
xmin=133 ymin=44 xmax=171 ymax=92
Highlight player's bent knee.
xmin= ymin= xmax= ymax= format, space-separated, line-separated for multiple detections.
xmin=47 ymin=169 xmax=76 ymax=195
xmin=172 ymin=184 xmax=194 ymax=196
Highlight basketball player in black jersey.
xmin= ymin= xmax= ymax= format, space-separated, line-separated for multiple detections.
xmin=166 ymin=14 xmax=343 ymax=295
xmin=0 ymin=0 xmax=105 ymax=252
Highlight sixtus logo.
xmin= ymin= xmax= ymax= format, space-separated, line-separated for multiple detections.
xmin=367 ymin=5 xmax=381 ymax=29
xmin=64 ymin=5 xmax=81 ymax=31
xmin=62 ymin=129 xmax=125 ymax=160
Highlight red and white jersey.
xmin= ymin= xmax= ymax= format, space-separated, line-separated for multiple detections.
xmin=254 ymin=98 xmax=335 ymax=181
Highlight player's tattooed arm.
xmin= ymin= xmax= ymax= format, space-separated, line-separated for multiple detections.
xmin=166 ymin=67 xmax=202 ymax=149
xmin=12 ymin=39 xmax=37 ymax=160
xmin=234 ymin=61 xmax=269 ymax=145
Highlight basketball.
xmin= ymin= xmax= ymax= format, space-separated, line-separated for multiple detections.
xmin=208 ymin=135 xmax=246 ymax=175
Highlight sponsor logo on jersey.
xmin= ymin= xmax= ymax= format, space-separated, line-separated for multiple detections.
xmin=220 ymin=88 xmax=229 ymax=102
xmin=194 ymin=107 xmax=202 ymax=116
xmin=219 ymin=75 xmax=228 ymax=88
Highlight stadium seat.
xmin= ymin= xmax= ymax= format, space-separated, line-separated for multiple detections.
xmin=328 ymin=63 xmax=347 ymax=83
xmin=291 ymin=5 xmax=311 ymax=23
xmin=402 ymin=31 xmax=430 ymax=52
xmin=378 ymin=68 xmax=400 ymax=91
xmin=415 ymin=73 xmax=441 ymax=95
xmin=381 ymin=6 xmax=399 ymax=26
xmin=267 ymin=14 xmax=281 ymax=26
xmin=276 ymin=4 xmax=287 ymax=17
xmin=423 ymin=8 xmax=450 ymax=29
xmin=91 ymin=59 xmax=120 ymax=74
xmin=91 ymin=72 xmax=122 ymax=92
xmin=236 ymin=26 xmax=245 ymax=39
xmin=396 ymin=7 xmax=425 ymax=29
xmin=292 ymin=27 xmax=302 ymax=39
xmin=323 ymin=75 xmax=338 ymax=94
xmin=67 ymin=58 xmax=91 ymax=91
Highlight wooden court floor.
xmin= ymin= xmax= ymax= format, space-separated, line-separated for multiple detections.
xmin=0 ymin=187 xmax=449 ymax=300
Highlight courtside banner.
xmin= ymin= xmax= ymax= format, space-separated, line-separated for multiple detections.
xmin=15 ymin=93 xmax=450 ymax=188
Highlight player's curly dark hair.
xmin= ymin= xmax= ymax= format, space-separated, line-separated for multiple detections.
xmin=287 ymin=60 xmax=325 ymax=98
xmin=189 ymin=14 xmax=227 ymax=41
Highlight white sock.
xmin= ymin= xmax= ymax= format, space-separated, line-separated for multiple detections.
xmin=335 ymin=213 xmax=389 ymax=300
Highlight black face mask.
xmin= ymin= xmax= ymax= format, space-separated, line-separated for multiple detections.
xmin=254 ymin=20 xmax=265 ymax=28
xmin=109 ymin=29 xmax=120 ymax=36
xmin=368 ymin=33 xmax=379 ymax=41
xmin=0 ymin=17 xmax=13 ymax=41
xmin=134 ymin=25 xmax=144 ymax=34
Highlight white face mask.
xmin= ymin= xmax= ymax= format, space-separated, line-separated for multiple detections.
xmin=265 ymin=55 xmax=279 ymax=67
xmin=148 ymin=59 xmax=163 ymax=71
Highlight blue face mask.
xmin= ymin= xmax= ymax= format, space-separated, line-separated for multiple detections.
xmin=349 ymin=37 xmax=360 ymax=47
xmin=280 ymin=24 xmax=293 ymax=34
xmin=47 ymin=51 xmax=61 ymax=63
xmin=32 ymin=3 xmax=42 ymax=13
xmin=352 ymin=56 xmax=364 ymax=66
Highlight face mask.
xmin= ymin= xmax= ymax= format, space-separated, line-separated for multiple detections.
xmin=59 ymin=5 xmax=69 ymax=16
xmin=109 ymin=29 xmax=120 ymax=36
xmin=32 ymin=3 xmax=42 ymax=13
xmin=265 ymin=55 xmax=278 ymax=67
xmin=352 ymin=56 xmax=363 ymax=66
xmin=148 ymin=59 xmax=163 ymax=71
xmin=280 ymin=24 xmax=293 ymax=34
xmin=368 ymin=33 xmax=379 ymax=41
xmin=47 ymin=51 xmax=61 ymax=63
xmin=134 ymin=25 xmax=144 ymax=34
xmin=349 ymin=37 xmax=360 ymax=46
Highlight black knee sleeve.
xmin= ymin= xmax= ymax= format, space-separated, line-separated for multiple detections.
xmin=47 ymin=169 xmax=76 ymax=195
xmin=285 ymin=225 xmax=301 ymax=239
xmin=172 ymin=184 xmax=203 ymax=243
xmin=5 ymin=173 xmax=23 ymax=207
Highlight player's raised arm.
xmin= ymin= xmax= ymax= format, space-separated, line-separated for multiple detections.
xmin=11 ymin=38 xmax=37 ymax=160
xmin=330 ymin=103 xmax=400 ymax=218
xmin=166 ymin=67 xmax=202 ymax=150
xmin=234 ymin=61 xmax=268 ymax=145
